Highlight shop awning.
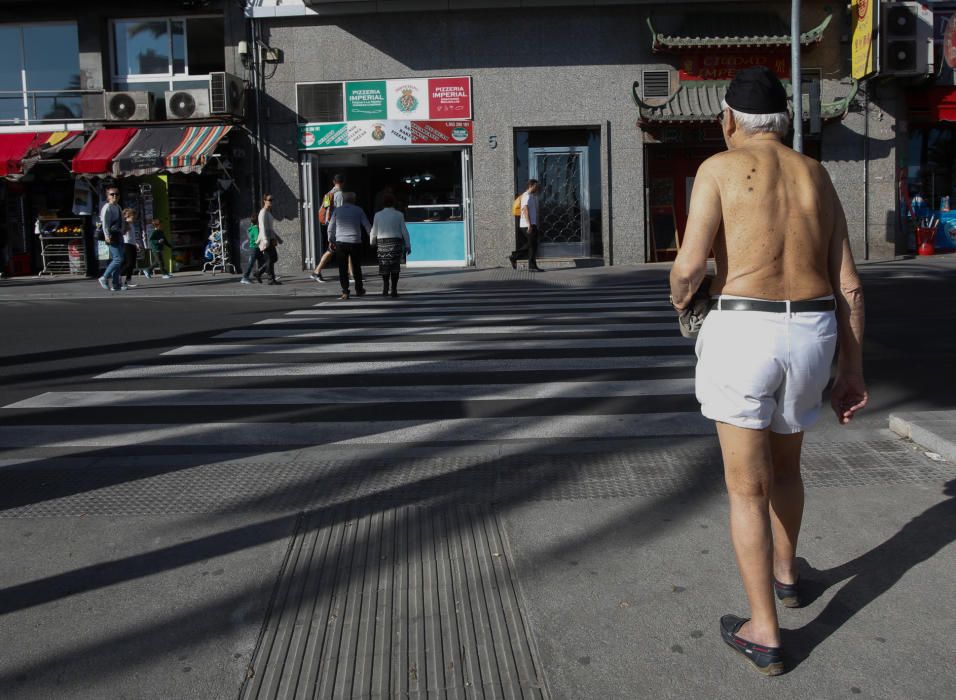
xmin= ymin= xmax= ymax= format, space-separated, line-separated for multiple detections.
xmin=19 ymin=131 xmax=85 ymax=176
xmin=648 ymin=14 xmax=832 ymax=52
xmin=0 ymin=132 xmax=54 ymax=176
xmin=633 ymin=79 xmax=859 ymax=125
xmin=165 ymin=125 xmax=232 ymax=173
xmin=72 ymin=128 xmax=138 ymax=175
xmin=111 ymin=125 xmax=231 ymax=177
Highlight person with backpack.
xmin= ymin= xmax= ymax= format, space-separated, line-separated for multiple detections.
xmin=508 ymin=179 xmax=543 ymax=272
xmin=309 ymin=173 xmax=353 ymax=283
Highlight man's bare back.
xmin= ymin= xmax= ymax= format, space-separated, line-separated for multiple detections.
xmin=695 ymin=138 xmax=838 ymax=301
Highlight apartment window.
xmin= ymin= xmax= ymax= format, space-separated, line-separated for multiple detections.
xmin=111 ymin=16 xmax=225 ymax=100
xmin=0 ymin=23 xmax=82 ymax=125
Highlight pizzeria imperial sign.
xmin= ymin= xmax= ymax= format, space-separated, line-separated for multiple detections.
xmin=298 ymin=76 xmax=473 ymax=151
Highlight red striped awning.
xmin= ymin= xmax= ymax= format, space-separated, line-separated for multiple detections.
xmin=165 ymin=125 xmax=232 ymax=173
xmin=72 ymin=128 xmax=139 ymax=174
xmin=0 ymin=132 xmax=54 ymax=176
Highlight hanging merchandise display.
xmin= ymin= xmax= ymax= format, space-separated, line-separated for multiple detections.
xmin=202 ymin=188 xmax=234 ymax=274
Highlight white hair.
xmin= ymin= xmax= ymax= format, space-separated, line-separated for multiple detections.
xmin=721 ymin=100 xmax=790 ymax=137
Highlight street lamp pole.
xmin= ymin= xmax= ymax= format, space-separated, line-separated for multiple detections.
xmin=791 ymin=0 xmax=803 ymax=153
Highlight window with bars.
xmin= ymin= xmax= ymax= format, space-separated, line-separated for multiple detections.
xmin=296 ymin=83 xmax=345 ymax=123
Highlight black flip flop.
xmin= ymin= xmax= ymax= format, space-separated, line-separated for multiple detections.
xmin=719 ymin=615 xmax=784 ymax=676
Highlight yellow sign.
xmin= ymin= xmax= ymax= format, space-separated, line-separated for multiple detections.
xmin=851 ymin=0 xmax=876 ymax=80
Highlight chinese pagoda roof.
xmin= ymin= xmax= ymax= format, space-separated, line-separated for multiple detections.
xmin=648 ymin=13 xmax=832 ymax=52
xmin=633 ymin=79 xmax=858 ymax=126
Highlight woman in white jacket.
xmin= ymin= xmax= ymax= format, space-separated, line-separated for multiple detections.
xmin=370 ymin=193 xmax=411 ymax=297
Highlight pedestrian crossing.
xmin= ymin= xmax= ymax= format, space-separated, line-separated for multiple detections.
xmin=0 ymin=281 xmax=712 ymax=452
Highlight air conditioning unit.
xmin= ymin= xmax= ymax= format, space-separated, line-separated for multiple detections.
xmin=209 ymin=71 xmax=245 ymax=117
xmin=104 ymin=91 xmax=155 ymax=121
xmin=165 ymin=89 xmax=211 ymax=120
xmin=880 ymin=1 xmax=934 ymax=77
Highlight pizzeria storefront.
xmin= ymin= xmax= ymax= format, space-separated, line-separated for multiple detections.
xmin=296 ymin=77 xmax=474 ymax=267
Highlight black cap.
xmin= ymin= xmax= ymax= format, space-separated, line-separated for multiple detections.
xmin=724 ymin=66 xmax=788 ymax=115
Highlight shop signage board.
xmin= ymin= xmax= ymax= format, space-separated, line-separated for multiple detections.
xmin=851 ymin=0 xmax=877 ymax=80
xmin=299 ymin=120 xmax=473 ymax=150
xmin=341 ymin=76 xmax=472 ymax=122
xmin=679 ymin=53 xmax=790 ymax=81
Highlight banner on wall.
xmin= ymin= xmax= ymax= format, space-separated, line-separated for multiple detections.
xmin=299 ymin=120 xmax=473 ymax=150
xmin=851 ymin=0 xmax=877 ymax=80
xmin=342 ymin=76 xmax=472 ymax=122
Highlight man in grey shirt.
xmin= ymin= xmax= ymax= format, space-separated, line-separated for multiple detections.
xmin=328 ymin=192 xmax=370 ymax=299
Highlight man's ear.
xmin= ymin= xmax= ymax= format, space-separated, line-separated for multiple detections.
xmin=724 ymin=110 xmax=738 ymax=139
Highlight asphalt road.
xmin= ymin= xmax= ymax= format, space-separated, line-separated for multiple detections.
xmin=0 ymin=262 xmax=954 ymax=699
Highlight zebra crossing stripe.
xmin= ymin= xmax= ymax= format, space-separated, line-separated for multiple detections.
xmin=291 ymin=301 xmax=670 ymax=315
xmin=256 ymin=311 xmax=675 ymax=325
xmin=216 ymin=323 xmax=676 ymax=339
xmin=161 ymin=337 xmax=690 ymax=356
xmin=4 ymin=379 xmax=696 ymax=409
xmin=94 ymin=356 xmax=696 ymax=379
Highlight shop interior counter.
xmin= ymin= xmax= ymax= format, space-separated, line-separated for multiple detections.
xmin=404 ymin=204 xmax=466 ymax=265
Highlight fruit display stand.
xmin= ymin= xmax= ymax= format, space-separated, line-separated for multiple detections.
xmin=37 ymin=217 xmax=86 ymax=276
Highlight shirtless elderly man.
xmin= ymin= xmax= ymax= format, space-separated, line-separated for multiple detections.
xmin=669 ymin=66 xmax=868 ymax=676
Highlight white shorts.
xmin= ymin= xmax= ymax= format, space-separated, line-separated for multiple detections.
xmin=694 ymin=296 xmax=838 ymax=433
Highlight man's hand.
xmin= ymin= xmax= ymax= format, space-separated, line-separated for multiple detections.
xmin=830 ymin=372 xmax=868 ymax=424
xmin=329 ymin=242 xmax=336 ymax=252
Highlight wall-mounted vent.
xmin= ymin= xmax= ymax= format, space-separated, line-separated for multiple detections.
xmin=642 ymin=71 xmax=670 ymax=99
xmin=297 ymin=83 xmax=344 ymax=124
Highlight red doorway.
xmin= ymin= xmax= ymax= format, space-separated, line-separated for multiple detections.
xmin=645 ymin=144 xmax=722 ymax=262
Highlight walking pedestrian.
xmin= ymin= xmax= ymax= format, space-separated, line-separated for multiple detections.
xmin=240 ymin=210 xmax=265 ymax=284
xmin=256 ymin=194 xmax=283 ymax=285
xmin=509 ymin=179 xmax=543 ymax=272
xmin=310 ymin=174 xmax=353 ymax=283
xmin=328 ymin=192 xmax=370 ymax=300
xmin=370 ymin=192 xmax=411 ymax=297
xmin=147 ymin=218 xmax=173 ymax=278
xmin=120 ymin=208 xmax=143 ymax=289
xmin=98 ymin=186 xmax=125 ymax=291
xmin=669 ymin=66 xmax=867 ymax=676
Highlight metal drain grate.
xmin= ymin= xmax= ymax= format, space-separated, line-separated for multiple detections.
xmin=241 ymin=505 xmax=547 ymax=700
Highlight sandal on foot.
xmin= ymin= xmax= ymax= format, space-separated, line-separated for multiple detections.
xmin=773 ymin=577 xmax=801 ymax=608
xmin=719 ymin=615 xmax=784 ymax=676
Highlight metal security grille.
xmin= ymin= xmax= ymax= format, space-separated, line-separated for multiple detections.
xmin=530 ymin=148 xmax=590 ymax=257
xmin=642 ymin=70 xmax=670 ymax=99
xmin=296 ymin=83 xmax=344 ymax=123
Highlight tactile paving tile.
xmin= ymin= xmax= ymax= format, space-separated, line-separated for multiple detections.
xmin=240 ymin=504 xmax=547 ymax=700
xmin=0 ymin=441 xmax=951 ymax=518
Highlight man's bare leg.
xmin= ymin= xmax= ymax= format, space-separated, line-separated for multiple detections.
xmin=716 ymin=421 xmax=780 ymax=648
xmin=769 ymin=431 xmax=804 ymax=585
